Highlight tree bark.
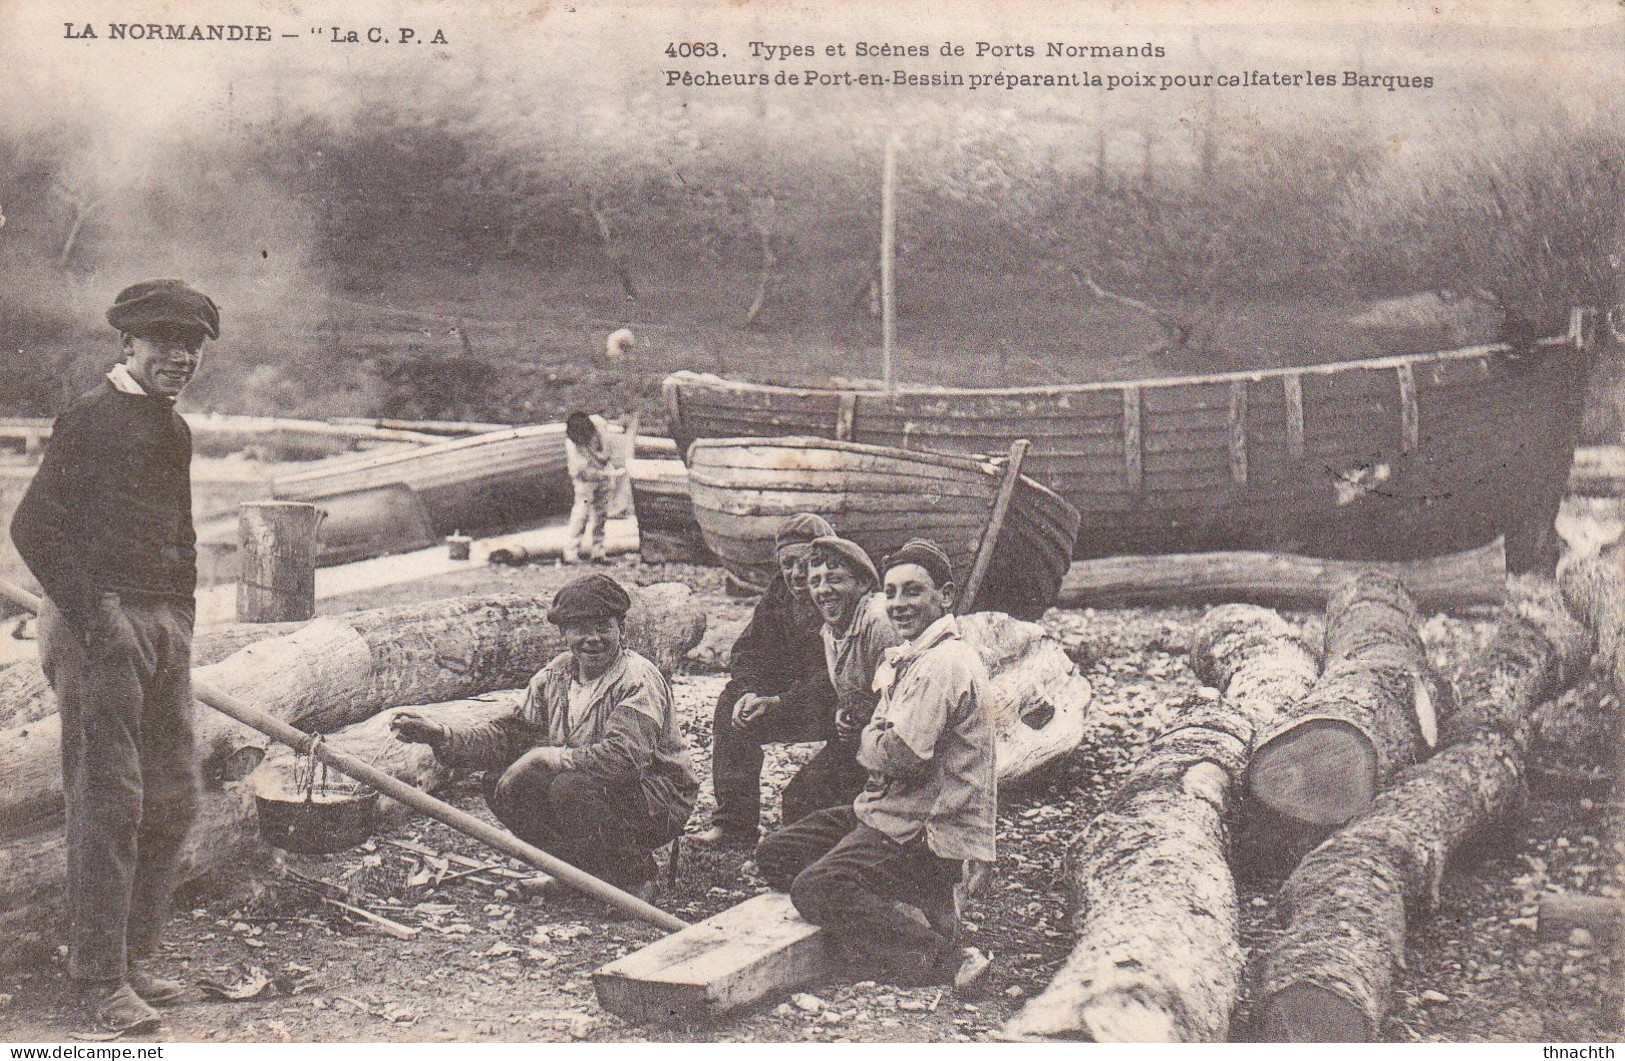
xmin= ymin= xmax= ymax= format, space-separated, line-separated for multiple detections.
xmin=237 ymin=502 xmax=320 ymax=623
xmin=1559 ymin=544 xmax=1625 ymax=697
xmin=1257 ymin=579 xmax=1589 ymax=1041
xmin=0 ymin=698 xmax=513 ymax=968
xmin=1003 ymin=605 xmax=1319 ymax=1042
xmin=586 ymin=191 xmax=638 ymax=303
xmin=247 ymin=696 xmax=516 ymax=821
xmin=1248 ymin=573 xmax=1453 ymax=828
xmin=0 ymin=587 xmax=705 ymax=839
xmin=957 ymin=612 xmax=1094 ymax=786
xmin=0 ymin=620 xmax=304 ymax=731
xmin=1057 ymin=540 xmax=1506 ymax=612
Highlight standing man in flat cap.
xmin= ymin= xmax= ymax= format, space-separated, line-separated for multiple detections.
xmin=392 ymin=573 xmax=697 ymax=900
xmin=695 ymin=512 xmax=840 ymax=846
xmin=10 ymin=279 xmax=220 ymax=1034
xmin=757 ymin=538 xmax=995 ymax=992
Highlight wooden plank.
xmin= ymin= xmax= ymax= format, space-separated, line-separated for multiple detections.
xmin=662 ymin=377 xmax=684 ymax=452
xmin=1396 ymin=363 xmax=1419 ymax=453
xmin=592 ymin=892 xmax=833 ymax=1024
xmin=1122 ymin=387 xmax=1142 ymax=494
xmin=1228 ymin=381 xmax=1249 ymax=486
xmin=958 ymin=440 xmax=1030 ymax=614
xmin=835 ymin=392 xmax=858 ymax=442
xmin=1282 ymin=373 xmax=1305 ymax=460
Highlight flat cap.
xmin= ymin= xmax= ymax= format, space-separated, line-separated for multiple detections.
xmin=775 ymin=512 xmax=834 ymax=553
xmin=106 ymin=279 xmax=221 ymax=341
xmin=882 ymin=537 xmax=956 ymax=588
xmin=808 ymin=535 xmax=879 ymax=587
xmin=549 ymin=573 xmax=632 ymax=626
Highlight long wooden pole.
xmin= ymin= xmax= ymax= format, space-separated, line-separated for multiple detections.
xmin=881 ymin=132 xmax=898 ymax=391
xmin=0 ymin=577 xmax=688 ymax=933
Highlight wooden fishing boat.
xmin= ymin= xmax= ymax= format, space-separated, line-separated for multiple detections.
xmin=666 ymin=312 xmax=1595 ymax=572
xmin=629 ymin=458 xmax=715 ymax=565
xmin=686 ymin=437 xmax=1081 ymax=620
xmin=270 ymin=423 xmax=575 ymax=538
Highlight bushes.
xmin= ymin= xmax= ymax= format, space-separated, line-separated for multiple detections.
xmin=1338 ymin=101 xmax=1625 ymax=332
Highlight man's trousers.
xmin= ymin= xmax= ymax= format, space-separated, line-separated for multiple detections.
xmin=755 ymin=805 xmax=961 ymax=985
xmin=482 ymin=758 xmax=677 ymax=889
xmin=41 ymin=592 xmax=199 ymax=982
xmin=710 ymin=680 xmax=866 ymax=839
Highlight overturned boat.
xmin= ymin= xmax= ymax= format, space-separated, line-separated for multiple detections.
xmin=686 ymin=436 xmax=1081 ymax=620
xmin=666 ymin=312 xmax=1595 ymax=572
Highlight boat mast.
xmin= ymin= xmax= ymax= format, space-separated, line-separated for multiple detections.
xmin=881 ymin=132 xmax=898 ymax=391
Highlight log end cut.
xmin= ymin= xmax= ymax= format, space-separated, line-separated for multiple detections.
xmin=1258 ymin=982 xmax=1373 ymax=1042
xmin=1248 ymin=720 xmax=1376 ymax=826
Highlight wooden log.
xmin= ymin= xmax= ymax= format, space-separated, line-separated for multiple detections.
xmin=1568 ymin=445 xmax=1625 ymax=498
xmin=1057 ymin=539 xmax=1508 ymax=612
xmin=248 ymin=696 xmax=516 ymax=823
xmin=593 ymin=892 xmax=833 ymax=1024
xmin=957 ymin=611 xmax=1093 ymax=786
xmin=0 ymin=785 xmax=261 ymax=969
xmin=0 ymin=698 xmax=514 ymax=967
xmin=0 ymin=620 xmax=304 ymax=731
xmin=1559 ymin=543 xmax=1625 ymax=697
xmin=0 ymin=586 xmax=704 ymax=838
xmin=237 ymin=501 xmax=321 ymax=623
xmin=485 ymin=520 xmax=640 ymax=566
xmin=1247 ymin=573 xmax=1453 ymax=828
xmin=1003 ymin=605 xmax=1320 ymax=1043
xmin=1257 ymin=579 xmax=1589 ymax=1042
xmin=1537 ymin=893 xmax=1624 ymax=943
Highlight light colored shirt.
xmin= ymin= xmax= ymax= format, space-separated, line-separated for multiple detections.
xmin=442 ymin=648 xmax=698 ymax=832
xmin=564 ymin=414 xmax=614 ymax=485
xmin=821 ymin=592 xmax=901 ymax=727
xmin=854 ymin=614 xmax=996 ymax=862
xmin=565 ymin=665 xmax=617 ymax=741
xmin=107 ymin=364 xmax=148 ymax=396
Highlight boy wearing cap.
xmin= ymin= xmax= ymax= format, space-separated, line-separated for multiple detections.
xmin=392 ymin=573 xmax=696 ymax=898
xmin=10 ymin=279 xmax=220 ymax=1033
xmin=756 ymin=538 xmax=994 ymax=992
xmin=695 ymin=513 xmax=840 ymax=846
xmin=760 ymin=536 xmax=904 ymax=830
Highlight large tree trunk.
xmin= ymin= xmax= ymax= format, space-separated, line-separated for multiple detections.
xmin=1559 ymin=544 xmax=1625 ymax=697
xmin=958 ymin=612 xmax=1093 ymax=786
xmin=1003 ymin=605 xmax=1319 ymax=1042
xmin=0 ymin=620 xmax=304 ymax=731
xmin=1257 ymin=579 xmax=1590 ymax=1041
xmin=0 ymin=587 xmax=704 ymax=838
xmin=0 ymin=698 xmax=513 ymax=969
xmin=1057 ymin=539 xmax=1506 ymax=612
xmin=1247 ymin=573 xmax=1453 ymax=828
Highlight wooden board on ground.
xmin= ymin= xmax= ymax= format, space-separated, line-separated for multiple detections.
xmin=593 ymin=891 xmax=832 ymax=1024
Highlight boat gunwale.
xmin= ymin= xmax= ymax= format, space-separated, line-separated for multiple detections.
xmin=667 ymin=332 xmax=1572 ymax=403
xmin=687 ymin=435 xmax=1078 ymax=517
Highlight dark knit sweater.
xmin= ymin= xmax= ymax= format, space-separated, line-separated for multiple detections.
xmin=10 ymin=381 xmax=196 ymax=630
xmin=729 ymin=576 xmax=838 ymax=733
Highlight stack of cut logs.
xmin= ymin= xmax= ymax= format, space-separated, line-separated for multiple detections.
xmin=1006 ymin=546 xmax=1622 ymax=1043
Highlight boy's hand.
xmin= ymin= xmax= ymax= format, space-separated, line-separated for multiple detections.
xmin=390 ymin=711 xmax=450 ymax=752
xmin=733 ymin=693 xmax=774 ymax=730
